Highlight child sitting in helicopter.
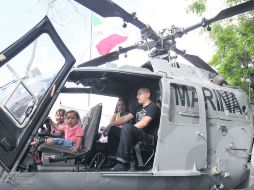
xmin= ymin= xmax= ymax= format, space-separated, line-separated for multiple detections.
xmin=45 ymin=110 xmax=84 ymax=154
xmin=49 ymin=108 xmax=65 ymax=138
xmin=31 ymin=109 xmax=65 ymax=146
xmin=32 ymin=110 xmax=84 ymax=154
xmin=31 ymin=109 xmax=67 ymax=164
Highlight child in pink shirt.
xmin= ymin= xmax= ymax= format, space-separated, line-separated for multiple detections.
xmin=50 ymin=108 xmax=65 ymax=138
xmin=47 ymin=110 xmax=84 ymax=154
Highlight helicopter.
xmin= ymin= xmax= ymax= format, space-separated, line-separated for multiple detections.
xmin=0 ymin=0 xmax=254 ymax=189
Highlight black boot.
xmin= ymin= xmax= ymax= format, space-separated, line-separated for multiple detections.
xmin=102 ymin=158 xmax=117 ymax=168
xmin=110 ymin=162 xmax=130 ymax=171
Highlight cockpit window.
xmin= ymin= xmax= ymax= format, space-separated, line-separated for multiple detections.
xmin=5 ymin=82 xmax=36 ymax=124
xmin=0 ymin=34 xmax=65 ymax=127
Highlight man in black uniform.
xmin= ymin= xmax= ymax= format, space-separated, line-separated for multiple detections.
xmin=103 ymin=87 xmax=160 ymax=171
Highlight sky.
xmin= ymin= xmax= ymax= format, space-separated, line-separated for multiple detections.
xmin=0 ymin=0 xmax=225 ymax=125
xmin=0 ymin=0 xmax=225 ymax=65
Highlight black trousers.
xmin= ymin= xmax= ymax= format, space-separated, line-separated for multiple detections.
xmin=116 ymin=123 xmax=145 ymax=163
xmin=107 ymin=126 xmax=121 ymax=157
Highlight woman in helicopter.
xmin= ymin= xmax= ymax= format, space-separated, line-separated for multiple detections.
xmin=103 ymin=98 xmax=129 ymax=167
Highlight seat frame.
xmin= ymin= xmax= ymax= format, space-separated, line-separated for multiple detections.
xmin=38 ymin=103 xmax=103 ymax=170
xmin=134 ymin=134 xmax=157 ymax=168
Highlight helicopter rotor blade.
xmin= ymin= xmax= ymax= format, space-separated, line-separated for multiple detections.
xmin=184 ymin=54 xmax=217 ymax=74
xmin=184 ymin=0 xmax=254 ymax=33
xmin=210 ymin=0 xmax=254 ymax=23
xmin=74 ymin=0 xmax=147 ymax=30
xmin=77 ymin=52 xmax=119 ymax=67
xmin=77 ymin=44 xmax=139 ymax=68
xmin=173 ymin=47 xmax=217 ymax=74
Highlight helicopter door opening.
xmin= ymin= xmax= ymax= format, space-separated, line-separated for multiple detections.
xmin=153 ymin=80 xmax=207 ymax=176
xmin=0 ymin=17 xmax=75 ymax=172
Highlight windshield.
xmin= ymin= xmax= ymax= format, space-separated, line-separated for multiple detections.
xmin=0 ymin=34 xmax=65 ymax=126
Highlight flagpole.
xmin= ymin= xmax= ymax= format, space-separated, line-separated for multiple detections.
xmin=89 ymin=12 xmax=93 ymax=61
xmin=87 ymin=12 xmax=93 ymax=107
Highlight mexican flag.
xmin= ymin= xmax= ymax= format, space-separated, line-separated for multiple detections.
xmin=92 ymin=15 xmax=128 ymax=56
xmin=96 ymin=34 xmax=128 ymax=55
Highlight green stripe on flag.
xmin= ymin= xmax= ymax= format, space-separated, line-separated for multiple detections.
xmin=92 ymin=15 xmax=103 ymax=27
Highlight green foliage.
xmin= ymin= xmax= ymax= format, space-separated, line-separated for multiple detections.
xmin=187 ymin=0 xmax=254 ymax=100
xmin=209 ymin=18 xmax=254 ymax=98
xmin=226 ymin=0 xmax=244 ymax=6
xmin=187 ymin=0 xmax=206 ymax=15
xmin=187 ymin=0 xmax=246 ymax=15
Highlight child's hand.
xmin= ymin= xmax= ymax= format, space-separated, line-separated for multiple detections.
xmin=31 ymin=138 xmax=38 ymax=146
xmin=71 ymin=146 xmax=79 ymax=154
xmin=47 ymin=117 xmax=53 ymax=123
xmin=44 ymin=117 xmax=52 ymax=125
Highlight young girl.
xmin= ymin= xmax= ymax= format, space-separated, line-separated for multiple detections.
xmin=31 ymin=109 xmax=66 ymax=146
xmin=50 ymin=109 xmax=65 ymax=138
xmin=47 ymin=110 xmax=84 ymax=154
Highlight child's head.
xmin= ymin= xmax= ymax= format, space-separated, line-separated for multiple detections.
xmin=65 ymin=110 xmax=80 ymax=127
xmin=55 ymin=109 xmax=66 ymax=124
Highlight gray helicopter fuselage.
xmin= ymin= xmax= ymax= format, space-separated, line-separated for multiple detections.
xmin=0 ymin=58 xmax=253 ymax=190
xmin=0 ymin=171 xmax=210 ymax=190
xmin=150 ymin=58 xmax=253 ymax=189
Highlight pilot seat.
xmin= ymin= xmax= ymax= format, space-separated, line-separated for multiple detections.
xmin=38 ymin=103 xmax=103 ymax=171
xmin=133 ymin=133 xmax=157 ymax=170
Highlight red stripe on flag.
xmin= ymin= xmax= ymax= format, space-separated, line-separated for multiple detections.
xmin=96 ymin=34 xmax=128 ymax=55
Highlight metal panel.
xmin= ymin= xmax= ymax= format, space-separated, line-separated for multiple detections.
xmin=153 ymin=78 xmax=207 ymax=175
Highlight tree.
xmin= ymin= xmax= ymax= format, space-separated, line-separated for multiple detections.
xmin=187 ymin=0 xmax=254 ymax=100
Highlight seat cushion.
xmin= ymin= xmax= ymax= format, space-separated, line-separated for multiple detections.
xmin=38 ymin=143 xmax=72 ymax=153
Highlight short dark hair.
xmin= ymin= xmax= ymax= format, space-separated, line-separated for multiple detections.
xmin=56 ymin=108 xmax=66 ymax=116
xmin=138 ymin=87 xmax=151 ymax=99
xmin=65 ymin=110 xmax=81 ymax=122
xmin=139 ymin=87 xmax=151 ymax=94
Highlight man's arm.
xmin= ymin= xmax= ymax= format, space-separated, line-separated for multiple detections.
xmin=134 ymin=116 xmax=152 ymax=129
xmin=108 ymin=113 xmax=134 ymax=128
xmin=102 ymin=113 xmax=134 ymax=136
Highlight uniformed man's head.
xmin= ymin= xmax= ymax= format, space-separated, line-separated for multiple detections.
xmin=136 ymin=87 xmax=151 ymax=105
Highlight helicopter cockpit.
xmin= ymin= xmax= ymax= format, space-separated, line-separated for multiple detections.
xmin=18 ymin=64 xmax=162 ymax=172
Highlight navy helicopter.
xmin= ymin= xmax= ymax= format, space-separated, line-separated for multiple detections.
xmin=0 ymin=0 xmax=254 ymax=190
